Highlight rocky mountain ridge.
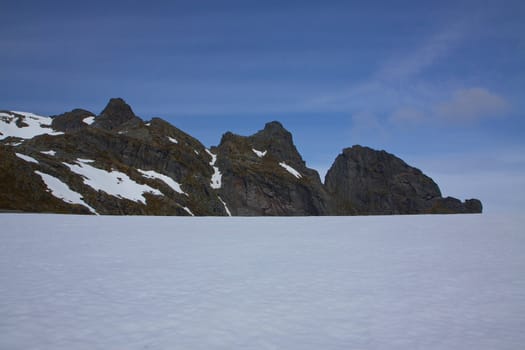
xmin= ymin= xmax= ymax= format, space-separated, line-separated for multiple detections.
xmin=0 ymin=98 xmax=482 ymax=215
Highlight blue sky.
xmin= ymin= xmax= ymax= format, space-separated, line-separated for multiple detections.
xmin=2 ymin=0 xmax=524 ymax=212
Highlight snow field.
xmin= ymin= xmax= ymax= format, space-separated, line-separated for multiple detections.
xmin=0 ymin=111 xmax=63 ymax=139
xmin=64 ymin=159 xmax=161 ymax=204
xmin=0 ymin=214 xmax=524 ymax=350
xmin=34 ymin=171 xmax=97 ymax=214
xmin=139 ymin=169 xmax=187 ymax=196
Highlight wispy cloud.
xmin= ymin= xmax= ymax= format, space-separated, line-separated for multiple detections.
xmin=304 ymin=20 xmax=472 ymax=113
xmin=435 ymin=87 xmax=509 ymax=123
xmin=388 ymin=106 xmax=426 ymax=124
xmin=375 ymin=21 xmax=468 ymax=81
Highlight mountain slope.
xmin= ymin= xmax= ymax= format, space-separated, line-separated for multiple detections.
xmin=0 ymin=98 xmax=482 ymax=215
xmin=325 ymin=146 xmax=482 ymax=215
xmin=214 ymin=121 xmax=330 ymax=215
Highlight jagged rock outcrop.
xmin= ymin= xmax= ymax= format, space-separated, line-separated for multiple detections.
xmin=215 ymin=121 xmax=330 ymax=215
xmin=0 ymin=98 xmax=482 ymax=216
xmin=51 ymin=109 xmax=95 ymax=132
xmin=93 ymin=98 xmax=142 ymax=131
xmin=325 ymin=145 xmax=482 ymax=215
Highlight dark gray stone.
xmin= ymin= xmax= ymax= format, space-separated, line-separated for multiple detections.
xmin=325 ymin=145 xmax=481 ymax=214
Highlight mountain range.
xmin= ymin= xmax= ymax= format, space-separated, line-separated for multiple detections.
xmin=0 ymin=98 xmax=482 ymax=215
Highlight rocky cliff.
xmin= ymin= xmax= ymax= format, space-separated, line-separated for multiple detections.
xmin=0 ymin=98 xmax=482 ymax=216
xmin=214 ymin=121 xmax=330 ymax=215
xmin=325 ymin=146 xmax=482 ymax=215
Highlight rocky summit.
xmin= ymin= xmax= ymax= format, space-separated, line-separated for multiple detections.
xmin=0 ymin=98 xmax=482 ymax=216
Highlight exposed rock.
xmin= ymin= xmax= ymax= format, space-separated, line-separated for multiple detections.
xmin=0 ymin=145 xmax=91 ymax=214
xmin=0 ymin=99 xmax=483 ymax=216
xmin=215 ymin=122 xmax=330 ymax=215
xmin=430 ymin=197 xmax=483 ymax=214
xmin=93 ymin=98 xmax=142 ymax=131
xmin=325 ymin=145 xmax=481 ymax=215
xmin=51 ymin=109 xmax=94 ymax=132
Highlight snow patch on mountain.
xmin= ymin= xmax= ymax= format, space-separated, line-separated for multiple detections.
xmin=206 ymin=149 xmax=222 ymax=189
xmin=0 ymin=111 xmax=63 ymax=140
xmin=218 ymin=196 xmax=232 ymax=216
xmin=138 ymin=169 xmax=187 ymax=196
xmin=279 ymin=162 xmax=302 ymax=179
xmin=182 ymin=207 xmax=194 ymax=216
xmin=41 ymin=150 xmax=56 ymax=156
xmin=34 ymin=171 xmax=97 ymax=214
xmin=167 ymin=137 xmax=178 ymax=144
xmin=82 ymin=116 xmax=95 ymax=125
xmin=15 ymin=153 xmax=39 ymax=164
xmin=252 ymin=148 xmax=267 ymax=158
xmin=64 ymin=159 xmax=162 ymax=204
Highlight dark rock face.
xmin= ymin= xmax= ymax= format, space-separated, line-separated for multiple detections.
xmin=430 ymin=197 xmax=483 ymax=214
xmin=215 ymin=122 xmax=330 ymax=215
xmin=51 ymin=109 xmax=94 ymax=132
xmin=325 ymin=146 xmax=481 ymax=215
xmin=93 ymin=98 xmax=141 ymax=131
xmin=0 ymin=98 xmax=482 ymax=216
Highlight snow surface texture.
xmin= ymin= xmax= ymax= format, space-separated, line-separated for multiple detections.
xmin=35 ymin=171 xmax=97 ymax=214
xmin=279 ymin=161 xmax=302 ymax=179
xmin=1 ymin=214 xmax=524 ymax=350
xmin=138 ymin=169 xmax=187 ymax=196
xmin=206 ymin=149 xmax=222 ymax=189
xmin=64 ymin=159 xmax=161 ymax=204
xmin=0 ymin=111 xmax=63 ymax=140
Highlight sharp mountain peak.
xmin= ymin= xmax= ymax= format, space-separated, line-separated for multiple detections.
xmin=0 ymin=98 xmax=482 ymax=216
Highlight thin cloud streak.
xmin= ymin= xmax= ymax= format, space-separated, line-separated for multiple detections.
xmin=435 ymin=87 xmax=510 ymax=122
xmin=303 ymin=20 xmax=472 ymax=112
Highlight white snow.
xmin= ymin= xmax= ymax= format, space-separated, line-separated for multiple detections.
xmin=206 ymin=149 xmax=222 ymax=189
xmin=0 ymin=214 xmax=524 ymax=350
xmin=182 ymin=207 xmax=195 ymax=216
xmin=41 ymin=150 xmax=56 ymax=156
xmin=218 ymin=196 xmax=232 ymax=216
xmin=194 ymin=150 xmax=199 ymax=155
xmin=64 ymin=159 xmax=162 ymax=204
xmin=279 ymin=161 xmax=302 ymax=179
xmin=138 ymin=169 xmax=188 ymax=196
xmin=34 ymin=171 xmax=97 ymax=214
xmin=0 ymin=111 xmax=63 ymax=140
xmin=252 ymin=148 xmax=267 ymax=158
xmin=82 ymin=116 xmax=95 ymax=125
xmin=15 ymin=153 xmax=38 ymax=164
xmin=167 ymin=136 xmax=178 ymax=144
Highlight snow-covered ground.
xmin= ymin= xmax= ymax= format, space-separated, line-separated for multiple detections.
xmin=0 ymin=214 xmax=524 ymax=350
